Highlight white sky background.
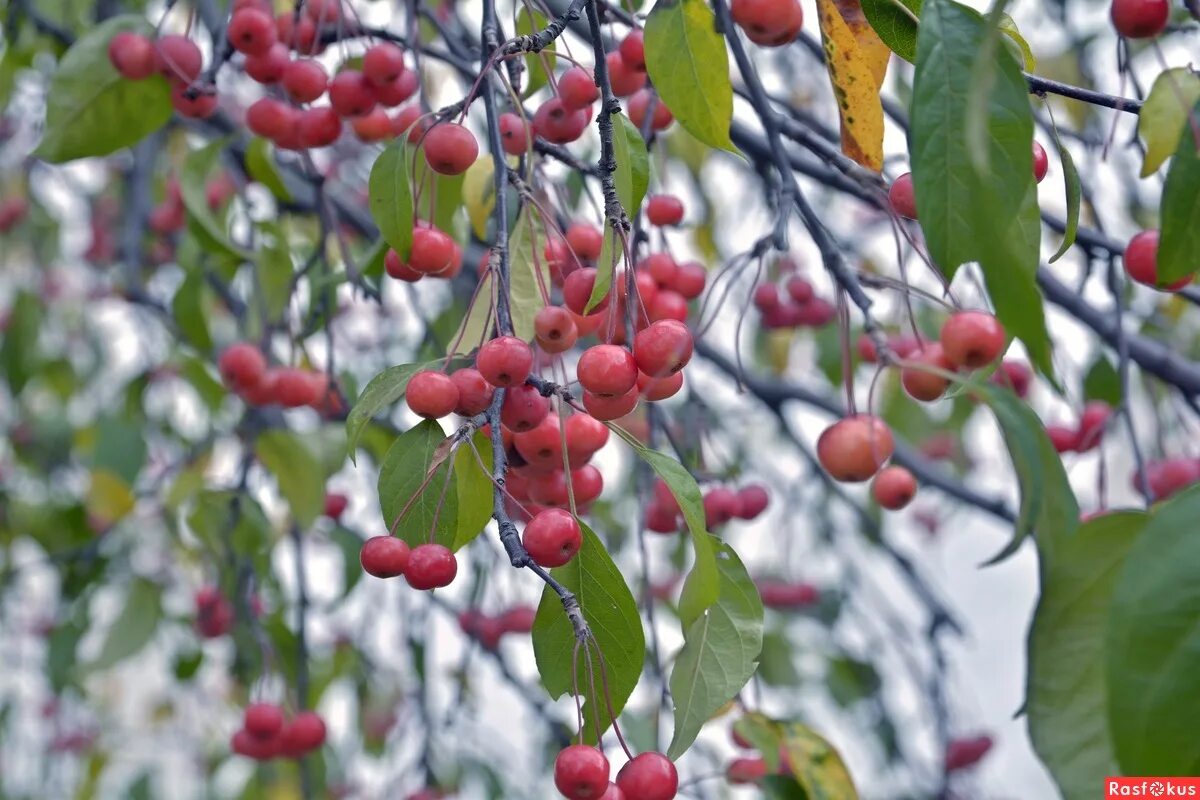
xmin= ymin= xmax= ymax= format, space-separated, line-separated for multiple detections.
xmin=0 ymin=0 xmax=1189 ymax=797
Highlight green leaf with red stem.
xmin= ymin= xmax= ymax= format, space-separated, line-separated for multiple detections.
xmin=532 ymin=522 xmax=645 ymax=744
xmin=1047 ymin=115 xmax=1082 ymax=264
xmin=1157 ymin=104 xmax=1200 ymax=285
xmin=453 ymin=429 xmax=494 ymax=550
xmin=377 ymin=419 xmax=460 ymax=549
xmin=368 ymin=141 xmax=415 ymax=261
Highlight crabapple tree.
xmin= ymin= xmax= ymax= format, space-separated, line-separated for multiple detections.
xmin=0 ymin=0 xmax=1198 ymax=797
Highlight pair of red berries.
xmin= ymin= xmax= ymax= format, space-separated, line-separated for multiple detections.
xmin=1045 ymin=400 xmax=1111 ymax=455
xmin=889 ymin=142 xmax=1050 ymax=220
xmin=554 ymin=746 xmax=678 ymax=800
xmin=231 ymin=703 xmax=326 ymax=761
xmin=754 ymin=275 xmax=837 ymax=330
xmin=457 ymin=605 xmax=537 ymax=649
xmin=384 ymin=226 xmax=464 ymax=283
xmin=194 ymin=586 xmax=234 ymax=638
xmin=1132 ymin=456 xmax=1200 ymax=502
xmin=901 ymin=311 xmax=1007 ymax=403
xmin=108 ymin=32 xmax=214 ymax=115
xmin=406 ymin=367 xmax=495 ymax=420
xmin=359 ymin=536 xmax=458 ymax=589
xmin=218 ymin=342 xmax=331 ymax=409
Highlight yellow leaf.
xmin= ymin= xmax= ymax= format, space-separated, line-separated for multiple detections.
xmin=766 ymin=330 xmax=794 ymax=375
xmin=816 ymin=0 xmax=891 ymax=172
xmin=86 ymin=470 xmax=135 ymax=526
xmin=462 ymin=157 xmax=495 ymax=241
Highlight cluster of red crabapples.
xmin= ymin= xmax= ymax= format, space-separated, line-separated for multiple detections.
xmin=643 ymin=479 xmax=769 ymax=534
xmin=752 ymin=274 xmax=837 ymax=330
xmin=456 ymin=604 xmax=536 ymax=650
xmin=555 ymin=746 xmax=679 ymax=800
xmin=218 ymin=341 xmax=340 ymax=412
xmin=230 ymin=702 xmax=327 ymax=762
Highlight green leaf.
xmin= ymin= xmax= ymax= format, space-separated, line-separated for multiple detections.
xmin=1028 ymin=511 xmax=1148 ymax=800
xmin=909 ymin=0 xmax=1032 ymax=274
xmin=611 ymin=426 xmax=719 ymax=626
xmin=861 ymin=0 xmax=922 ymax=62
xmin=976 ymin=382 xmax=1079 ymax=564
xmin=377 ymin=420 xmax=459 ymax=549
xmin=516 ymin=8 xmax=557 ymax=97
xmin=410 ymin=143 xmax=465 ymax=238
xmin=453 ymin=429 xmax=494 ymax=550
xmin=532 ymin=522 xmax=645 ymax=743
xmin=171 ymin=269 xmax=213 ymax=351
xmin=181 ymin=139 xmax=252 ymax=263
xmin=256 ymin=223 xmax=295 ymax=326
xmin=368 ymin=141 xmax=415 ymax=261
xmin=1047 ymin=120 xmax=1082 ymax=264
xmin=827 ymin=656 xmax=881 ymax=707
xmin=508 ymin=208 xmax=551 ymax=342
xmin=1157 ymin=105 xmax=1200 ymax=285
xmin=644 ymin=0 xmax=738 ymax=153
xmin=255 ymin=429 xmax=325 ymax=527
xmin=92 ymin=417 xmax=146 ymax=484
xmin=90 ymin=578 xmax=162 ymax=671
xmin=912 ymin=0 xmax=1052 ymax=380
xmin=588 ymin=226 xmax=622 ymax=314
xmin=447 ymin=272 xmax=497 ymax=356
xmin=330 ymin=526 xmax=366 ymax=599
xmin=997 ymin=13 xmax=1036 ymax=72
xmin=758 ymin=629 xmax=801 ymax=687
xmin=666 ymin=537 xmax=763 ymax=759
xmin=35 ymin=16 xmax=172 ymax=163
xmin=1083 ymin=355 xmax=1122 ymax=405
xmin=1107 ymin=486 xmax=1200 ymax=775
xmin=462 ymin=157 xmax=495 ymax=241
xmin=345 ymin=361 xmax=435 ymax=463
xmin=0 ymin=291 xmax=41 ymax=395
xmin=780 ymin=721 xmax=859 ymax=800
xmin=613 ymin=113 xmax=650 ymax=215
xmin=244 ymin=137 xmax=293 ymax=201
xmin=1137 ymin=68 xmax=1200 ymax=178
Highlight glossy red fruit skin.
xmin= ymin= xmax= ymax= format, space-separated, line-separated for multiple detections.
xmin=109 ymin=32 xmax=157 ymax=80
xmin=816 ymin=415 xmax=895 ymax=483
xmin=375 ymin=69 xmax=419 ymax=106
xmin=1124 ymin=229 xmax=1192 ymax=291
xmin=646 ymin=195 xmax=685 ymax=227
xmin=1046 ymin=424 xmax=1079 ymax=454
xmin=554 ymin=745 xmax=611 ymax=799
xmin=730 ymin=0 xmax=803 ymax=46
xmin=409 ymin=227 xmax=457 ymax=274
xmin=246 ymin=98 xmax=294 ymax=139
xmin=405 ymin=544 xmax=458 ymax=589
xmin=1075 ymin=401 xmax=1111 ymax=452
xmin=523 ymin=508 xmax=583 ymax=568
xmin=578 ymin=344 xmax=639 ymax=397
xmin=565 ymin=413 xmax=609 ymax=459
xmin=384 ymin=249 xmax=422 ymax=282
xmin=940 ymin=311 xmax=1006 ymax=369
xmin=872 ymin=466 xmax=918 ymax=510
xmin=534 ymin=97 xmax=592 ymax=144
xmin=514 ymin=413 xmax=563 ymax=466
xmin=498 ymin=112 xmax=531 ymax=155
xmin=476 ymin=336 xmax=534 ymax=387
xmin=902 ymin=343 xmax=954 ymax=402
xmin=449 ymin=368 xmax=495 ymax=416
xmin=219 ymin=343 xmax=266 ymax=389
xmin=583 ymin=386 xmax=639 ymax=421
xmin=703 ymin=487 xmax=741 ymax=528
xmin=672 ymin=261 xmax=707 ymax=300
xmin=232 ymin=728 xmax=279 ymax=760
xmin=155 ymin=35 xmax=203 ymax=83
xmin=944 ymin=734 xmax=993 ymax=771
xmin=1032 ymin=141 xmax=1049 ymax=183
xmin=889 ymin=173 xmax=918 ymax=219
xmin=535 ymin=306 xmax=580 ymax=354
xmin=619 ymin=30 xmax=646 ymax=71
xmin=360 ymin=536 xmax=410 ymax=577
xmin=423 ymin=123 xmax=479 ymax=175
xmin=638 ymin=370 xmax=684 ymax=401
xmin=599 ymin=784 xmax=626 ymax=800
xmin=323 ymin=492 xmax=348 ymax=520
xmin=363 ymin=42 xmax=406 ymax=86
xmin=606 ymin=51 xmax=646 ymax=96
xmin=328 ymin=69 xmax=377 ymax=117
xmin=274 ymin=368 xmax=323 ymax=407
xmin=245 ymin=42 xmax=289 ymax=83
xmin=1110 ymin=0 xmax=1170 ymax=38
xmin=245 ymin=703 xmax=285 ymax=739
xmin=726 ymin=756 xmax=769 ymax=784
xmin=406 ymin=370 xmax=459 ymax=418
xmin=757 ymin=579 xmax=820 ymax=609
xmin=171 ymin=84 xmax=219 ymax=118
xmin=559 ymin=65 xmax=600 ymax=111
xmin=735 ymin=484 xmax=769 ymax=519
xmin=628 ymin=89 xmax=673 ymax=131
xmin=563 ymin=268 xmax=606 ymax=314
xmin=616 ymin=752 xmax=679 ymax=800
xmin=228 ymin=8 xmax=277 ymax=56
xmin=501 ymin=383 xmax=551 ymax=432
xmin=352 ymin=107 xmax=395 ymax=142
xmin=297 ymin=107 xmax=342 ymax=148
xmin=280 ymin=712 xmax=326 ymax=757
xmin=566 ymin=223 xmax=604 ymax=261
xmin=645 ymin=503 xmax=679 ymax=533
xmin=633 ymin=320 xmax=693 ymax=377
xmin=283 ymin=59 xmax=329 ymax=103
